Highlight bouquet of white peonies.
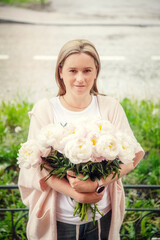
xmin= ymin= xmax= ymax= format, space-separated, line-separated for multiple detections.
xmin=17 ymin=118 xmax=139 ymax=224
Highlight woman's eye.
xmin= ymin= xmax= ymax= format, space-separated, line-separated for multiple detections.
xmin=69 ymin=69 xmax=76 ymax=73
xmin=85 ymin=69 xmax=91 ymax=73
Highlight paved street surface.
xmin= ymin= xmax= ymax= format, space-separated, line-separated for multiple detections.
xmin=0 ymin=0 xmax=160 ymax=103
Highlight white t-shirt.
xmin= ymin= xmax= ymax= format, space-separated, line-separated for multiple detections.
xmin=50 ymin=95 xmax=111 ymax=225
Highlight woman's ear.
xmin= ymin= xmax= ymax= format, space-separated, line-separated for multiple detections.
xmin=59 ymin=66 xmax=63 ymax=79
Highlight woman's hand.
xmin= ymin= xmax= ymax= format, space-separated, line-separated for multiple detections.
xmin=43 ymin=173 xmax=105 ymax=204
xmin=73 ymin=189 xmax=105 ymax=204
xmin=67 ymin=171 xmax=98 ymax=193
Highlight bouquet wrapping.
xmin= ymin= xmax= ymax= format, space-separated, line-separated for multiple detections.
xmin=17 ymin=118 xmax=139 ymax=224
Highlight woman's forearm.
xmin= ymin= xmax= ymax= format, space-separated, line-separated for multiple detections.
xmin=103 ymin=150 xmax=144 ymax=186
xmin=40 ymin=151 xmax=144 ymax=197
xmin=67 ymin=151 xmax=144 ymax=192
xmin=41 ymin=171 xmax=104 ymax=204
xmin=103 ymin=162 xmax=134 ymax=186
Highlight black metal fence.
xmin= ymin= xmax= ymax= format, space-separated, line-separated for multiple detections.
xmin=121 ymin=185 xmax=160 ymax=240
xmin=0 ymin=185 xmax=160 ymax=240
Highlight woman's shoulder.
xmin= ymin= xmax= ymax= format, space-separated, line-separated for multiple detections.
xmin=34 ymin=98 xmax=50 ymax=107
xmin=29 ymin=98 xmax=54 ymax=124
xmin=97 ymin=94 xmax=119 ymax=106
xmin=30 ymin=98 xmax=52 ymax=116
xmin=96 ymin=94 xmax=122 ymax=120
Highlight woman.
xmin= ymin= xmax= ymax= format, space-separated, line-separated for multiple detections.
xmin=18 ymin=39 xmax=144 ymax=240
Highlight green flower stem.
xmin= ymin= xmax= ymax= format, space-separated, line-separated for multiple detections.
xmin=73 ymin=202 xmax=80 ymax=216
xmin=95 ymin=204 xmax=104 ymax=217
xmin=80 ymin=203 xmax=85 ymax=221
xmin=73 ymin=202 xmax=103 ymax=225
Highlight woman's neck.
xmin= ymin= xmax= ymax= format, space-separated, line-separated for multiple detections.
xmin=60 ymin=94 xmax=92 ymax=111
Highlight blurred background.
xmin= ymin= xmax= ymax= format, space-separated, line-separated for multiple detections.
xmin=0 ymin=0 xmax=160 ymax=102
xmin=0 ymin=1 xmax=160 ymax=239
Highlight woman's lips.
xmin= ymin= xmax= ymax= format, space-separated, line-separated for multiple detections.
xmin=74 ymin=85 xmax=85 ymax=88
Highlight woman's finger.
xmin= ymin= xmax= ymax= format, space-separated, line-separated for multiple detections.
xmin=67 ymin=171 xmax=83 ymax=179
xmin=67 ymin=170 xmax=76 ymax=178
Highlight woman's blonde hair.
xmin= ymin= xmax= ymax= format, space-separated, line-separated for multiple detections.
xmin=55 ymin=39 xmax=101 ymax=96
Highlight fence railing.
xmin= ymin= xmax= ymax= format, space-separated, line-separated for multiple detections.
xmin=0 ymin=185 xmax=160 ymax=240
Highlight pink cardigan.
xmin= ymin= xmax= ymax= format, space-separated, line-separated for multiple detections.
xmin=18 ymin=95 xmax=144 ymax=240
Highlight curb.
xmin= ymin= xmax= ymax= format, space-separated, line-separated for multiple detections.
xmin=1 ymin=19 xmax=160 ymax=27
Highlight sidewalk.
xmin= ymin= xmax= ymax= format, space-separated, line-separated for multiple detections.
xmin=0 ymin=1 xmax=160 ymax=26
xmin=0 ymin=5 xmax=86 ymax=25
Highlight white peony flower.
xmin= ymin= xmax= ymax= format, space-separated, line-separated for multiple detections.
xmin=37 ymin=123 xmax=64 ymax=150
xmin=60 ymin=123 xmax=86 ymax=149
xmin=17 ymin=140 xmax=41 ymax=169
xmin=116 ymin=132 xmax=137 ymax=164
xmin=39 ymin=146 xmax=51 ymax=158
xmin=93 ymin=119 xmax=114 ymax=133
xmin=88 ymin=131 xmax=100 ymax=146
xmin=86 ymin=130 xmax=101 ymax=159
xmin=62 ymin=122 xmax=77 ymax=137
xmin=64 ymin=137 xmax=93 ymax=164
xmin=95 ymin=134 xmax=119 ymax=160
xmin=85 ymin=122 xmax=100 ymax=136
xmin=71 ymin=117 xmax=101 ymax=135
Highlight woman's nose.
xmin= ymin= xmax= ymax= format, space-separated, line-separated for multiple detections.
xmin=76 ymin=72 xmax=84 ymax=82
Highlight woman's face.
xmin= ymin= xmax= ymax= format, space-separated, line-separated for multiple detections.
xmin=59 ymin=53 xmax=97 ymax=97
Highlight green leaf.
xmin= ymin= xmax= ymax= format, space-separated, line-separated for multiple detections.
xmin=79 ymin=175 xmax=89 ymax=181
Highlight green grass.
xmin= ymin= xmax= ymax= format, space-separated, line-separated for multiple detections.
xmin=123 ymin=149 xmax=160 ymax=185
xmin=0 ymin=0 xmax=40 ymax=4
xmin=0 ymin=97 xmax=160 ymax=239
xmin=121 ymin=98 xmax=160 ymax=151
xmin=0 ymin=0 xmax=48 ymax=7
xmin=0 ymin=99 xmax=33 ymax=167
xmin=120 ymin=98 xmax=160 ymax=239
